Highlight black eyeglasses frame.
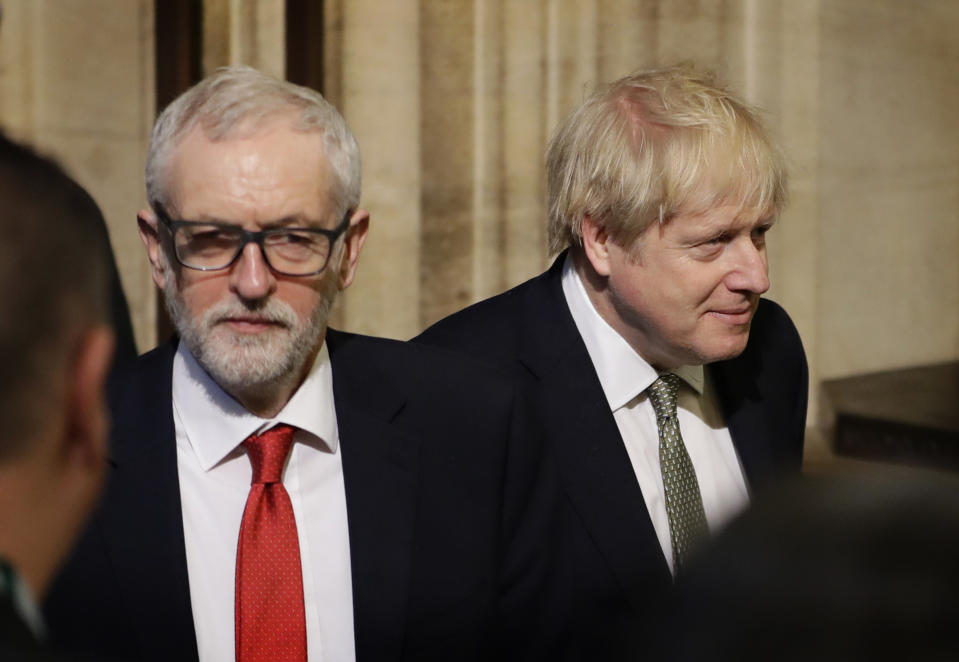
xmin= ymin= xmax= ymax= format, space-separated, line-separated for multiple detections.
xmin=154 ymin=205 xmax=352 ymax=277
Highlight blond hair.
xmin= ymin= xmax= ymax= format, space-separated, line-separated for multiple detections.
xmin=546 ymin=64 xmax=787 ymax=254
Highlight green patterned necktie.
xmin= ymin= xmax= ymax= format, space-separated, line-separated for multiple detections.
xmin=647 ymin=373 xmax=709 ymax=574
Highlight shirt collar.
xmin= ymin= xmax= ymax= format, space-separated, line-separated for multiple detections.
xmin=172 ymin=341 xmax=339 ymax=472
xmin=560 ymin=254 xmax=704 ymax=410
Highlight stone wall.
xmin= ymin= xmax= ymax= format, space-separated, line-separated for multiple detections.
xmin=0 ymin=0 xmax=156 ymax=350
xmin=1 ymin=0 xmax=957 ymax=431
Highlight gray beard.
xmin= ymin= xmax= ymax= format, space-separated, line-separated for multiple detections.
xmin=163 ymin=269 xmax=338 ymax=398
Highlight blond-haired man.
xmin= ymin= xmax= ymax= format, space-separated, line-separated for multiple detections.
xmin=419 ymin=65 xmax=807 ymax=660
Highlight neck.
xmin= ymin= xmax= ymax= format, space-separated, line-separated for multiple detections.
xmin=0 ymin=472 xmax=63 ymax=601
xmin=570 ymin=249 xmax=676 ymax=371
xmin=571 ymin=248 xmax=607 ymax=304
xmin=230 ymin=381 xmax=298 ymax=419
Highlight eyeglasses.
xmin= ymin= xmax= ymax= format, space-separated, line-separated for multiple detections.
xmin=156 ymin=207 xmax=351 ymax=277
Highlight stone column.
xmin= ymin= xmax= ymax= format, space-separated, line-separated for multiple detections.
xmin=0 ymin=0 xmax=156 ymax=350
xmin=202 ymin=0 xmax=285 ymax=77
xmin=334 ymin=0 xmax=423 ymax=338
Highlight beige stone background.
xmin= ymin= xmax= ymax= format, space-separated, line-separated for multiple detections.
xmin=1 ymin=0 xmax=957 ymax=462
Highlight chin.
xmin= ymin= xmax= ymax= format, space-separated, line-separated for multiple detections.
xmin=704 ymin=335 xmax=751 ymax=363
xmin=685 ymin=324 xmax=751 ymax=364
xmin=699 ymin=317 xmax=752 ymax=362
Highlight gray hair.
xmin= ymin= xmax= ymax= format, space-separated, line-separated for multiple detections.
xmin=145 ymin=65 xmax=361 ymax=218
xmin=546 ymin=64 xmax=787 ymax=254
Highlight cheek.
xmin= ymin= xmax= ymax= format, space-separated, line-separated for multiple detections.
xmin=680 ymin=266 xmax=730 ymax=308
xmin=178 ymin=275 xmax=228 ymax=314
xmin=615 ymin=258 xmax=704 ymax=313
xmin=608 ymin=272 xmax=649 ymax=315
xmin=608 ymin=277 xmax=671 ymax=336
xmin=275 ymin=280 xmax=328 ymax=316
xmin=622 ymin=278 xmax=694 ymax=319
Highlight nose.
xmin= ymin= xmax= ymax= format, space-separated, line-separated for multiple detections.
xmin=229 ymin=241 xmax=276 ymax=302
xmin=726 ymin=238 xmax=770 ymax=295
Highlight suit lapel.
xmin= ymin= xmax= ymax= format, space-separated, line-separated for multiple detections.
xmin=99 ymin=343 xmax=199 ymax=662
xmin=711 ymin=346 xmax=776 ymax=494
xmin=328 ymin=331 xmax=418 ymax=662
xmin=517 ymin=258 xmax=671 ymax=608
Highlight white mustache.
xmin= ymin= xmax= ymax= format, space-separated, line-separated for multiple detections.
xmin=203 ymin=297 xmax=300 ymax=330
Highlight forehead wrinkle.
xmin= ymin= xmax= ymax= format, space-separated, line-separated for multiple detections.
xmin=169 ymin=125 xmax=331 ymax=227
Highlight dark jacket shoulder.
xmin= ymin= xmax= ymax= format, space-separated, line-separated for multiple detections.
xmin=329 ymin=328 xmax=518 ymax=406
xmin=415 ymin=263 xmax=560 ymax=369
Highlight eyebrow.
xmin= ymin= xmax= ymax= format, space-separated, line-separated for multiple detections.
xmin=177 ymin=213 xmax=327 ymax=229
xmin=257 ymin=216 xmax=325 ymax=229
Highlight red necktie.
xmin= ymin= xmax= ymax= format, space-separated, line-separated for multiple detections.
xmin=235 ymin=424 xmax=307 ymax=662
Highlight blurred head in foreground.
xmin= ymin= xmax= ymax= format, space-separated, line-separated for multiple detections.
xmin=0 ymin=133 xmax=114 ymax=606
xmin=670 ymin=471 xmax=959 ymax=661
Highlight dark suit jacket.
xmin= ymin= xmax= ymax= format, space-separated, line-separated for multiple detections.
xmin=1 ymin=594 xmax=51 ymax=662
xmin=44 ymin=330 xmax=557 ymax=662
xmin=415 ymin=252 xmax=808 ymax=660
xmin=0 ymin=585 xmax=74 ymax=662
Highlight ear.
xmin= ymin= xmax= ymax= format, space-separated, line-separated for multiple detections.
xmin=336 ymin=208 xmax=370 ymax=290
xmin=137 ymin=208 xmax=171 ymax=290
xmin=581 ymin=214 xmax=613 ymax=277
xmin=63 ymin=326 xmax=115 ymax=471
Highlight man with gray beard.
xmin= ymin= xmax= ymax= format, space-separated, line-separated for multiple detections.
xmin=44 ymin=66 xmax=556 ymax=662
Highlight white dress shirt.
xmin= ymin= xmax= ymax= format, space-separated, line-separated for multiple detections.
xmin=561 ymin=257 xmax=750 ymax=574
xmin=173 ymin=342 xmax=355 ymax=662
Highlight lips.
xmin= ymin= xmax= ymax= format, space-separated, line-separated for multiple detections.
xmin=715 ymin=305 xmax=751 ymax=315
xmin=200 ymin=297 xmax=301 ymax=336
xmin=708 ymin=306 xmax=754 ymax=325
xmin=219 ymin=316 xmax=286 ymax=333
